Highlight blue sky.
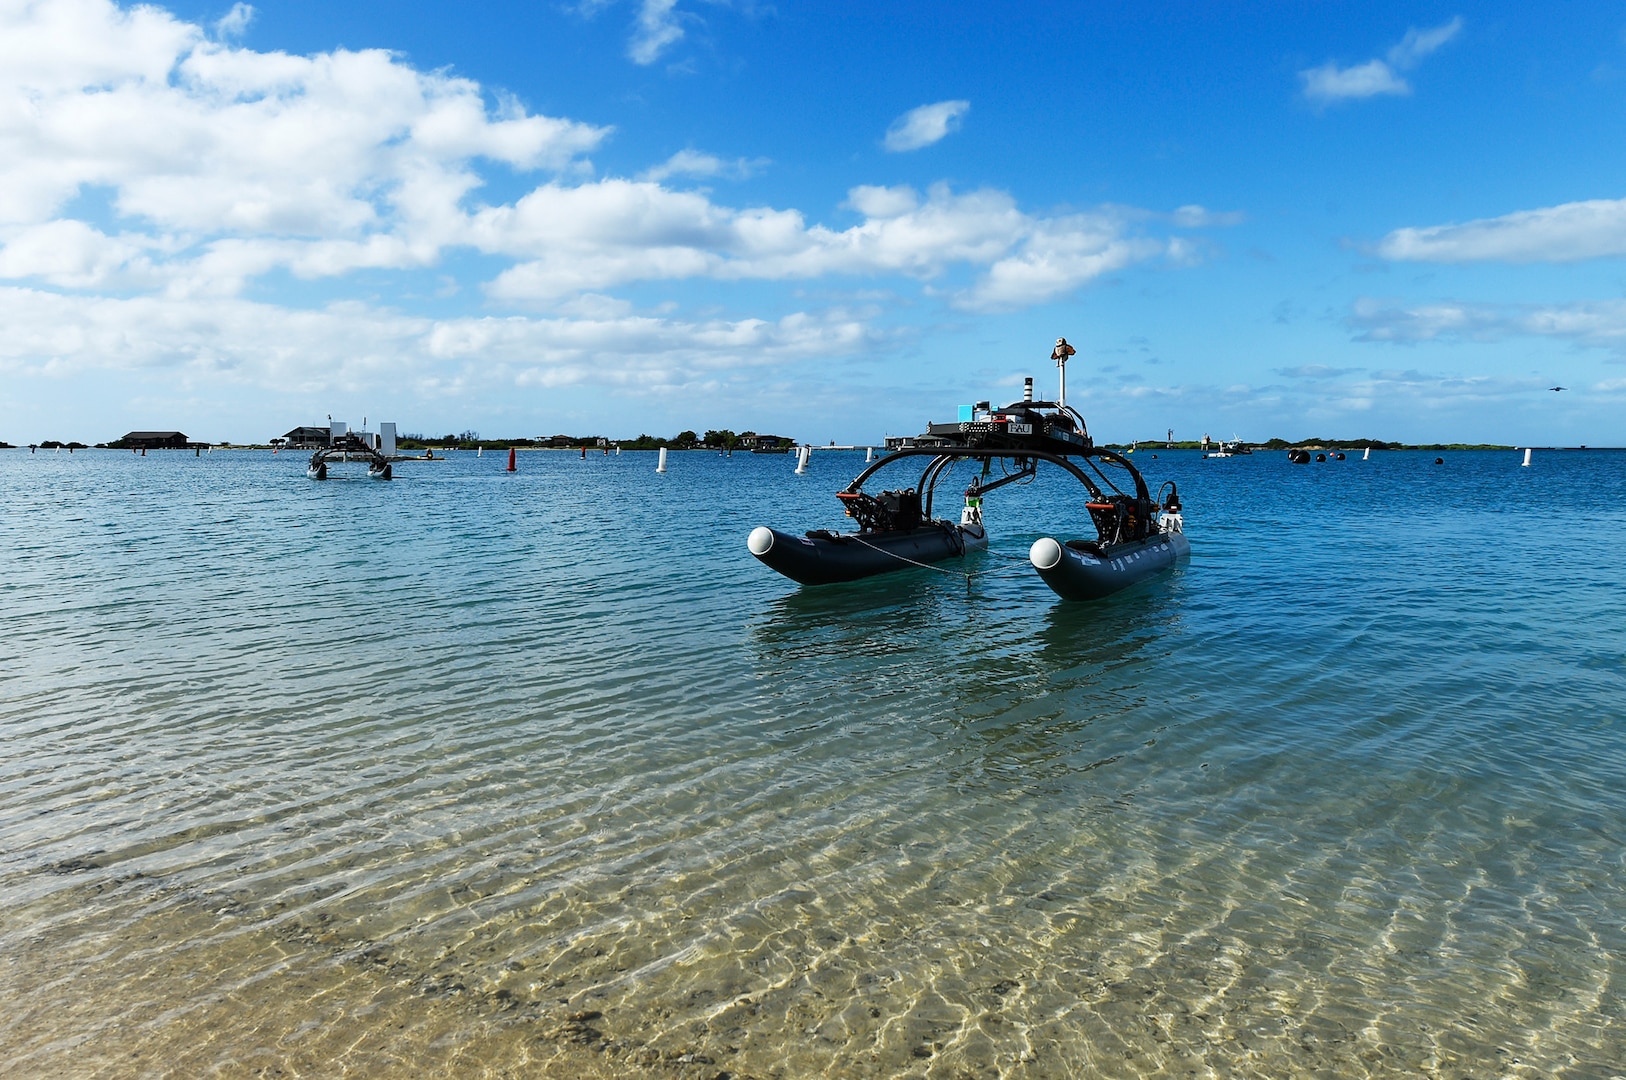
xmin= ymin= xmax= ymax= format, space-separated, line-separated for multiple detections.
xmin=2 ymin=1 xmax=1624 ymax=445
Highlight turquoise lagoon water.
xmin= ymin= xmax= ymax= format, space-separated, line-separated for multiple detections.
xmin=1 ymin=446 xmax=1623 ymax=1078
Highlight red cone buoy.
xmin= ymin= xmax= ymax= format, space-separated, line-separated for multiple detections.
xmin=507 ymin=447 xmax=516 ymax=472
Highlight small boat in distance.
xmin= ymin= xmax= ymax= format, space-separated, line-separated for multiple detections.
xmin=747 ymin=340 xmax=1189 ymax=602
xmin=1203 ymin=437 xmax=1252 ymax=459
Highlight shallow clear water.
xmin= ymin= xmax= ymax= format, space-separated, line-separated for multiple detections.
xmin=1 ymin=446 xmax=1623 ymax=1078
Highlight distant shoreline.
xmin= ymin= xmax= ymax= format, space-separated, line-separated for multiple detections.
xmin=6 ymin=443 xmax=1621 ymax=453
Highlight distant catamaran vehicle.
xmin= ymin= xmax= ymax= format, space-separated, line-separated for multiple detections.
xmin=296 ymin=420 xmax=424 ymax=480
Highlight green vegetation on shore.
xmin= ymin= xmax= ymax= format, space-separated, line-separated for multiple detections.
xmin=11 ymin=431 xmax=1593 ymax=453
xmin=1110 ymin=437 xmax=1517 ymax=452
xmin=395 ymin=428 xmax=781 ymax=452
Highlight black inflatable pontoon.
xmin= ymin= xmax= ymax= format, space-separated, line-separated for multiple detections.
xmin=747 ymin=521 xmax=987 ymax=586
xmin=748 ymin=342 xmax=1190 ymax=601
xmin=1029 ymin=531 xmax=1189 ymax=601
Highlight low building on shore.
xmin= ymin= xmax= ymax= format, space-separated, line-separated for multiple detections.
xmin=739 ymin=432 xmax=794 ymax=451
xmin=273 ymin=426 xmax=333 ymax=449
xmin=120 ymin=431 xmax=195 ymax=450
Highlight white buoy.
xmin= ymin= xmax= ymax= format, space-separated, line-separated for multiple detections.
xmin=795 ymin=445 xmax=810 ymax=474
xmin=865 ymin=446 xmax=873 ymax=462
xmin=1029 ymin=537 xmax=1063 ymax=571
xmin=657 ymin=446 xmax=668 ymax=473
xmin=1522 ymin=447 xmax=1532 ymax=467
xmin=615 ymin=446 xmax=621 ymax=455
xmin=1362 ymin=447 xmax=1370 ymax=460
xmin=477 ymin=446 xmax=482 ymax=457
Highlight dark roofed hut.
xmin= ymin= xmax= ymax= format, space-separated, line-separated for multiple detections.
xmin=121 ymin=431 xmax=193 ymax=450
xmin=744 ymin=433 xmax=794 ymax=453
xmin=277 ymin=426 xmax=333 ymax=449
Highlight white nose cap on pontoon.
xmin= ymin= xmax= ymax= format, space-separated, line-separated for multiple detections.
xmin=1029 ymin=537 xmax=1063 ymax=571
xmin=748 ymin=526 xmax=775 ymax=556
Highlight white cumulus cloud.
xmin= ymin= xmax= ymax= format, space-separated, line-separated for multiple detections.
xmin=1300 ymin=59 xmax=1410 ymax=102
xmin=1377 ymin=197 xmax=1626 ymax=263
xmin=637 ymin=149 xmax=767 ymax=183
xmin=476 ymin=182 xmax=1221 ymax=308
xmin=1300 ymin=17 xmax=1462 ymax=103
xmin=629 ymin=0 xmax=683 ymax=65
xmin=845 ymin=185 xmax=919 ymax=219
xmin=0 ymin=0 xmax=1234 ymax=408
xmin=884 ymin=100 xmax=969 ymax=152
xmin=956 ymin=218 xmax=1163 ymax=313
xmin=0 ymin=220 xmax=158 ymax=288
xmin=0 ymin=9 xmax=609 ymax=233
xmin=0 ymin=285 xmax=881 ymax=393
xmin=1387 ymin=19 xmax=1464 ymax=68
xmin=1349 ymin=295 xmax=1626 ymax=351
xmin=213 ymin=2 xmax=253 ymax=39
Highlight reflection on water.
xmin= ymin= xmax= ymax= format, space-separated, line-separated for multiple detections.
xmin=1 ymin=449 xmax=1624 ymax=1077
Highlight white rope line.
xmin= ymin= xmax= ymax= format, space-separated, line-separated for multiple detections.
xmin=846 ymin=533 xmax=1029 ymax=582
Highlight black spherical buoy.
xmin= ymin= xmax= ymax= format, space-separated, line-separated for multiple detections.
xmin=1434 ymin=457 xmax=1444 ymax=465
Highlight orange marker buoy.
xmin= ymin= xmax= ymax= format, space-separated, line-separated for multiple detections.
xmin=507 ymin=447 xmax=516 ymax=472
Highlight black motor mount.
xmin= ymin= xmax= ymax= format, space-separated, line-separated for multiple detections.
xmin=836 ymin=487 xmax=923 ymax=533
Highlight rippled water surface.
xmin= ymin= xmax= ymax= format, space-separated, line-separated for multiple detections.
xmin=2 ymin=446 xmax=1624 ymax=1079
